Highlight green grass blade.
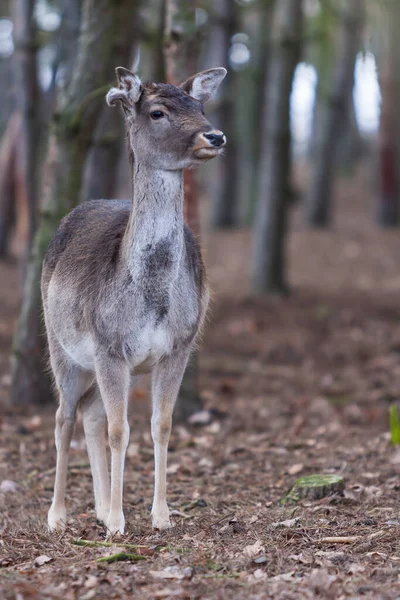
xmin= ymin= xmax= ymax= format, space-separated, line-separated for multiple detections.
xmin=389 ymin=405 xmax=400 ymax=445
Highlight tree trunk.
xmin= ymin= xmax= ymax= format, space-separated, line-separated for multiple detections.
xmin=337 ymin=91 xmax=364 ymax=170
xmin=238 ymin=0 xmax=275 ymax=226
xmin=305 ymin=0 xmax=363 ymax=227
xmin=83 ymin=27 xmax=141 ymax=202
xmin=0 ymin=114 xmax=19 ymax=257
xmin=81 ymin=107 xmax=124 ymax=202
xmin=10 ymin=0 xmax=137 ymax=406
xmin=251 ymin=0 xmax=303 ymax=295
xmin=60 ymin=0 xmax=83 ymax=88
xmin=376 ymin=2 xmax=400 ymax=226
xmin=208 ymin=0 xmax=239 ymax=228
xmin=163 ymin=0 xmax=202 ymax=421
xmin=12 ymin=0 xmax=40 ymax=250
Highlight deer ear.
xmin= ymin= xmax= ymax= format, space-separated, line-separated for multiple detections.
xmin=106 ymin=66 xmax=142 ymax=108
xmin=179 ymin=68 xmax=227 ymax=103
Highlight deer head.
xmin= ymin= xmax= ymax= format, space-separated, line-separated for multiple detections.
xmin=106 ymin=66 xmax=227 ymax=170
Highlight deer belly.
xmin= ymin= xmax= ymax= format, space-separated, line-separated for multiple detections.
xmin=129 ymin=325 xmax=174 ymax=372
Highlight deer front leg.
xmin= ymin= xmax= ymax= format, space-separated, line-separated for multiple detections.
xmin=95 ymin=354 xmax=130 ymax=536
xmin=151 ymin=349 xmax=191 ymax=530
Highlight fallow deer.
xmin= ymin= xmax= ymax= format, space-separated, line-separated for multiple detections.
xmin=42 ymin=66 xmax=226 ymax=535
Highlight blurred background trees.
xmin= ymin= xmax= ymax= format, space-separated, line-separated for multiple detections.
xmin=0 ymin=0 xmax=395 ymax=409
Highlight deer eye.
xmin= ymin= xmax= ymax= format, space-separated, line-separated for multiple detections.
xmin=150 ymin=110 xmax=165 ymax=120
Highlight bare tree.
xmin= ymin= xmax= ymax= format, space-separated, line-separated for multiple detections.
xmin=208 ymin=0 xmax=238 ymax=228
xmin=10 ymin=0 xmax=137 ymax=406
xmin=12 ymin=0 xmax=39 ymax=249
xmin=163 ymin=0 xmax=203 ymax=421
xmin=81 ymin=107 xmax=124 ymax=202
xmin=376 ymin=1 xmax=400 ymax=226
xmin=251 ymin=0 xmax=303 ymax=295
xmin=305 ymin=0 xmax=363 ymax=226
xmin=83 ymin=15 xmax=142 ymax=202
xmin=0 ymin=114 xmax=19 ymax=257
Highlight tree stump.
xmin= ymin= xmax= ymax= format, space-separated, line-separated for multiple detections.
xmin=281 ymin=474 xmax=345 ymax=505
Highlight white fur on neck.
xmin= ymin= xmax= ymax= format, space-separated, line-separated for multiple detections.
xmin=124 ymin=166 xmax=184 ymax=275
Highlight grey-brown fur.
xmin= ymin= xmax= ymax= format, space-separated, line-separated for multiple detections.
xmin=42 ymin=66 xmax=226 ymax=535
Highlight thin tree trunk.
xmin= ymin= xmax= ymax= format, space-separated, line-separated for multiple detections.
xmin=251 ymin=0 xmax=303 ymax=295
xmin=378 ymin=61 xmax=400 ymax=225
xmin=376 ymin=1 xmax=400 ymax=226
xmin=305 ymin=0 xmax=363 ymax=226
xmin=337 ymin=90 xmax=364 ymax=169
xmin=60 ymin=0 xmax=82 ymax=88
xmin=12 ymin=0 xmax=39 ymax=250
xmin=81 ymin=107 xmax=124 ymax=201
xmin=208 ymin=0 xmax=239 ymax=228
xmin=238 ymin=0 xmax=275 ymax=225
xmin=0 ymin=114 xmax=19 ymax=257
xmin=163 ymin=0 xmax=202 ymax=421
xmin=10 ymin=0 xmax=137 ymax=406
xmin=83 ymin=21 xmax=141 ymax=202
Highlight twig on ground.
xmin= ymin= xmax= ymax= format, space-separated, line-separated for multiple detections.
xmin=72 ymin=538 xmax=150 ymax=550
xmin=97 ymin=551 xmax=147 ymax=563
xmin=316 ymin=530 xmax=386 ymax=544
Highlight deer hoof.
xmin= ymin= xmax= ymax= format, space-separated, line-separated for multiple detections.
xmin=106 ymin=511 xmax=125 ymax=536
xmin=96 ymin=504 xmax=110 ymax=525
xmin=152 ymin=507 xmax=172 ymax=531
xmin=48 ymin=505 xmax=67 ymax=533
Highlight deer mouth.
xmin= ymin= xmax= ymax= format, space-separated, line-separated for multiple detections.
xmin=193 ymin=147 xmax=221 ymax=160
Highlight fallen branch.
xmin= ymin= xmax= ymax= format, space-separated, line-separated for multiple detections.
xmin=316 ymin=530 xmax=386 ymax=545
xmin=72 ymin=538 xmax=149 ymax=550
xmin=97 ymin=551 xmax=147 ymax=564
xmin=317 ymin=535 xmax=360 ymax=544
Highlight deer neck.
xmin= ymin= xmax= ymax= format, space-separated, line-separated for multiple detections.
xmin=123 ymin=162 xmax=185 ymax=274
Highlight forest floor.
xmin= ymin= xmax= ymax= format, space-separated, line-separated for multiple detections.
xmin=1 ymin=166 xmax=400 ymax=599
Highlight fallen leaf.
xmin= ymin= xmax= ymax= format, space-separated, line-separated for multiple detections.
xmin=34 ymin=555 xmax=52 ymax=567
xmin=343 ymin=489 xmax=357 ymax=501
xmin=127 ymin=443 xmax=139 ymax=458
xmin=166 ymin=463 xmax=180 ymax=474
xmin=206 ymin=421 xmax=221 ymax=434
xmin=150 ymin=566 xmax=193 ymax=580
xmin=188 ymin=410 xmax=212 ymax=425
xmin=153 ymin=589 xmax=190 ymax=599
xmin=243 ymin=539 xmax=264 ymax=558
xmin=272 ymin=518 xmax=300 ymax=528
xmin=0 ymin=480 xmax=17 ymax=493
xmin=288 ymin=463 xmax=303 ymax=475
xmin=80 ymin=591 xmax=96 ymax=600
xmin=84 ymin=575 xmax=98 ymax=589
xmin=249 ymin=515 xmax=258 ymax=524
xmin=366 ymin=551 xmax=388 ymax=559
xmin=390 ymin=449 xmax=400 ymax=465
xmin=252 ymin=568 xmax=267 ymax=580
xmin=308 ymin=568 xmax=337 ymax=590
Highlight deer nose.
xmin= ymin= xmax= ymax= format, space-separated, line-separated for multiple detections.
xmin=203 ymin=131 xmax=226 ymax=148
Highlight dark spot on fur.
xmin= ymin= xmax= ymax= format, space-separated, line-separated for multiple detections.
xmin=184 ymin=225 xmax=204 ymax=291
xmin=140 ymin=238 xmax=174 ymax=323
xmin=145 ymin=238 xmax=173 ymax=274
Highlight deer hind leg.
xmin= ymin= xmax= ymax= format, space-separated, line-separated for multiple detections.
xmin=81 ymin=384 xmax=110 ymax=524
xmin=48 ymin=358 xmax=90 ymax=532
xmin=94 ymin=354 xmax=130 ymax=536
xmin=151 ymin=349 xmax=191 ymax=530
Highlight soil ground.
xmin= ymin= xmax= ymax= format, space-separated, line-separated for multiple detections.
xmin=1 ymin=166 xmax=400 ymax=599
